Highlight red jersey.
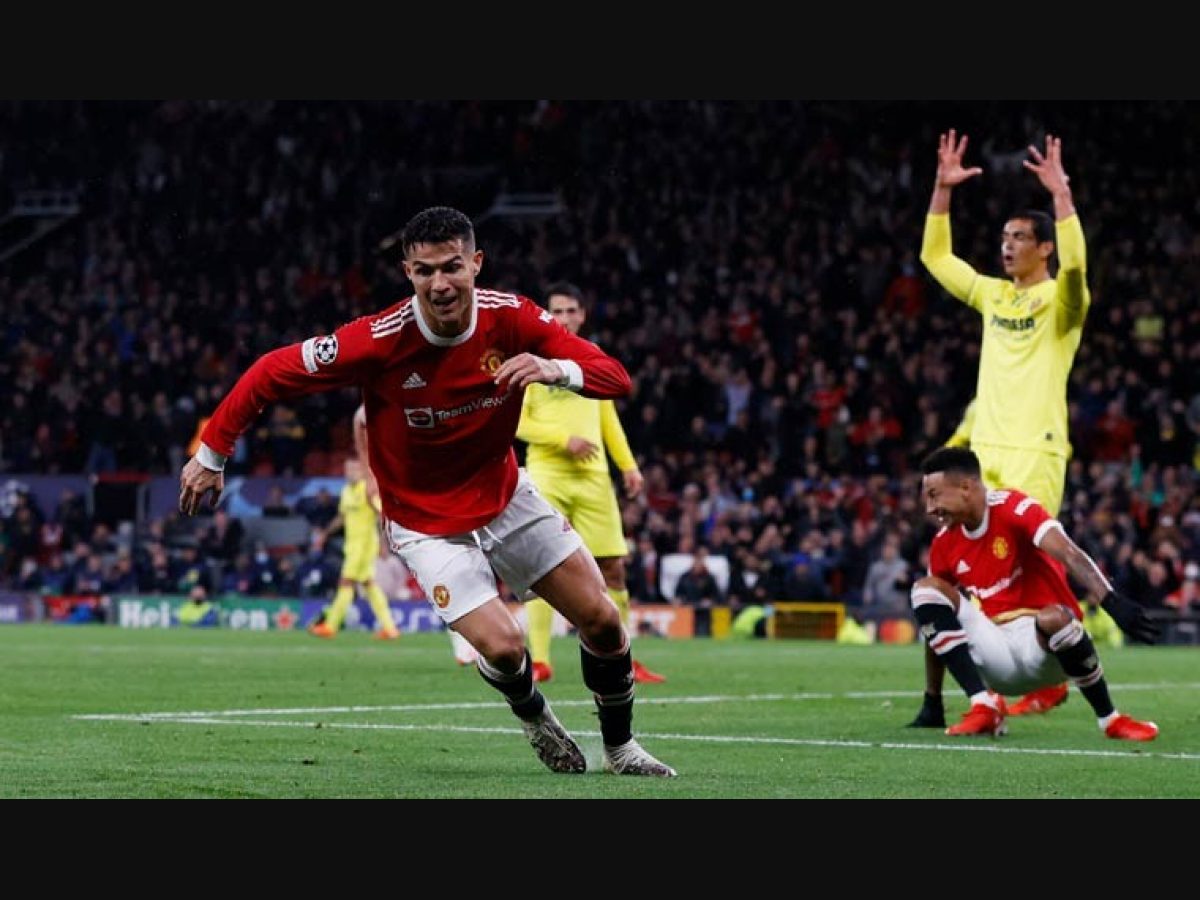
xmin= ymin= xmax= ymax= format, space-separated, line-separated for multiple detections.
xmin=928 ymin=489 xmax=1082 ymax=621
xmin=202 ymin=289 xmax=631 ymax=534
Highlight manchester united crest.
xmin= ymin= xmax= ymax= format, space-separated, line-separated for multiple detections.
xmin=479 ymin=348 xmax=505 ymax=375
xmin=432 ymin=584 xmax=451 ymax=609
xmin=992 ymin=537 xmax=1009 ymax=560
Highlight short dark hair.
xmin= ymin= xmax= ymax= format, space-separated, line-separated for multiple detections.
xmin=398 ymin=206 xmax=475 ymax=257
xmin=921 ymin=446 xmax=982 ymax=479
xmin=545 ymin=281 xmax=585 ymax=307
xmin=1008 ymin=209 xmax=1055 ymax=244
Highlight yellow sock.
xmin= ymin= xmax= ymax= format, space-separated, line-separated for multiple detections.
xmin=608 ymin=587 xmax=631 ymax=631
xmin=365 ymin=581 xmax=397 ymax=632
xmin=527 ymin=598 xmax=554 ymax=665
xmin=325 ymin=583 xmax=355 ymax=630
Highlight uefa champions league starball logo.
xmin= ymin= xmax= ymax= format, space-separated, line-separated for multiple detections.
xmin=314 ymin=335 xmax=339 ymax=366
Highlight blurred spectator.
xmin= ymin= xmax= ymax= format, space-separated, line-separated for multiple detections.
xmin=261 ymin=486 xmax=293 ymax=517
xmin=675 ymin=547 xmax=724 ymax=607
xmin=298 ymin=488 xmax=339 ymax=530
xmin=290 ymin=531 xmax=341 ymax=598
xmin=170 ymin=544 xmax=212 ymax=594
xmin=862 ymin=534 xmax=910 ymax=615
xmin=782 ymin=555 xmax=830 ymax=602
xmin=200 ymin=509 xmax=245 ymax=564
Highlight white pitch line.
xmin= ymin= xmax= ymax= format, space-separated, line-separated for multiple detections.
xmin=77 ymin=716 xmax=1200 ymax=762
xmin=74 ymin=693 xmax=820 ymax=720
xmin=73 ymin=682 xmax=1200 ymax=722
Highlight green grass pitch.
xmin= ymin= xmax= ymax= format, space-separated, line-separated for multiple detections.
xmin=3 ymin=625 xmax=1197 ymax=798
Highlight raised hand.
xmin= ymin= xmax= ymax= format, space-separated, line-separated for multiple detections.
xmin=1023 ymin=133 xmax=1071 ymax=196
xmin=936 ymin=128 xmax=983 ymax=189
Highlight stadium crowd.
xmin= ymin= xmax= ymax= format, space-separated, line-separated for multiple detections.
xmin=2 ymin=101 xmax=1199 ymax=618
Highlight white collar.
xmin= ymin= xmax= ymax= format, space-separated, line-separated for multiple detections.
xmin=961 ymin=505 xmax=990 ymax=541
xmin=412 ymin=289 xmax=478 ymax=347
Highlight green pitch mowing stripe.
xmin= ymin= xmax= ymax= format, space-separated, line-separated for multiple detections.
xmin=2 ymin=625 xmax=1198 ymax=797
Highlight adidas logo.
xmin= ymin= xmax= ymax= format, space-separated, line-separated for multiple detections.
xmin=956 ymin=560 xmax=971 ymax=574
xmin=402 ymin=372 xmax=426 ymax=389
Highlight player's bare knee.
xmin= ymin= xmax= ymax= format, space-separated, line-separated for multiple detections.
xmin=911 ymin=576 xmax=959 ymax=612
xmin=1038 ymin=604 xmax=1087 ymax=653
xmin=1036 ymin=604 xmax=1074 ymax=635
xmin=472 ymin=625 xmax=527 ymax=670
xmin=576 ymin=601 xmax=623 ymax=651
xmin=477 ymin=641 xmax=526 ymax=673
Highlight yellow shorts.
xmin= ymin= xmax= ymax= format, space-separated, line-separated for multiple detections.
xmin=341 ymin=537 xmax=379 ymax=583
xmin=527 ymin=467 xmax=628 ymax=559
xmin=973 ymin=443 xmax=1067 ymax=516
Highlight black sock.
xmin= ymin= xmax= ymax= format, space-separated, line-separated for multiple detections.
xmin=912 ymin=602 xmax=987 ymax=699
xmin=477 ymin=649 xmax=545 ymax=721
xmin=581 ymin=638 xmax=634 ymax=747
xmin=1045 ymin=620 xmax=1114 ymax=718
xmin=908 ymin=692 xmax=946 ymax=728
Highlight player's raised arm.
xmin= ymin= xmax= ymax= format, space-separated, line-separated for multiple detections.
xmin=928 ymin=128 xmax=983 ymax=215
xmin=1026 ymin=136 xmax=1091 ymax=331
xmin=920 ymin=129 xmax=983 ymax=303
xmin=1024 ymin=134 xmax=1076 ymax=222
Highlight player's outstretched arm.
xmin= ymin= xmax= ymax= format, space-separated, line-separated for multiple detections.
xmin=1039 ymin=527 xmax=1159 ymax=644
xmin=179 ymin=317 xmax=379 ymax=516
xmin=928 ymin=128 xmax=982 ymax=215
xmin=1024 ymin=134 xmax=1076 ymax=221
xmin=921 ymin=129 xmax=983 ymax=303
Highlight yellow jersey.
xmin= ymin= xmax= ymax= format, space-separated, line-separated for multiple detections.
xmin=921 ymin=213 xmax=1090 ymax=458
xmin=339 ymin=479 xmax=380 ymax=548
xmin=517 ymin=384 xmax=637 ymax=478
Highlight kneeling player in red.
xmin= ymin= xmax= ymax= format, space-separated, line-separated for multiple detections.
xmin=911 ymin=448 xmax=1159 ymax=741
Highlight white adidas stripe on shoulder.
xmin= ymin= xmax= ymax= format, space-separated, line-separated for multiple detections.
xmin=371 ymin=302 xmax=414 ymax=339
xmin=371 ymin=300 xmax=413 ymax=330
xmin=476 ymin=289 xmax=519 ymax=302
xmin=986 ymin=490 xmax=1011 ymax=506
xmin=372 ymin=316 xmax=412 ymax=340
xmin=476 ymin=289 xmax=520 ymax=308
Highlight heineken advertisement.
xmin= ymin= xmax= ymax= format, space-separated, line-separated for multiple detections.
xmin=113 ymin=594 xmax=445 ymax=632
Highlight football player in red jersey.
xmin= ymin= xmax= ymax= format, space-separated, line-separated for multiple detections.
xmin=911 ymin=447 xmax=1160 ymax=740
xmin=912 ymin=131 xmax=1092 ymax=726
xmin=179 ymin=207 xmax=675 ymax=777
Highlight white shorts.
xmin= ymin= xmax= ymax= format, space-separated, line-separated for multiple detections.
xmin=385 ymin=470 xmax=583 ymax=624
xmin=957 ymin=598 xmax=1067 ymax=695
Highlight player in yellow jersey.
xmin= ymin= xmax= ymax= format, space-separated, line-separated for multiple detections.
xmin=309 ymin=416 xmax=401 ymax=640
xmin=911 ymin=130 xmax=1093 ymax=726
xmin=517 ymin=283 xmax=664 ymax=685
